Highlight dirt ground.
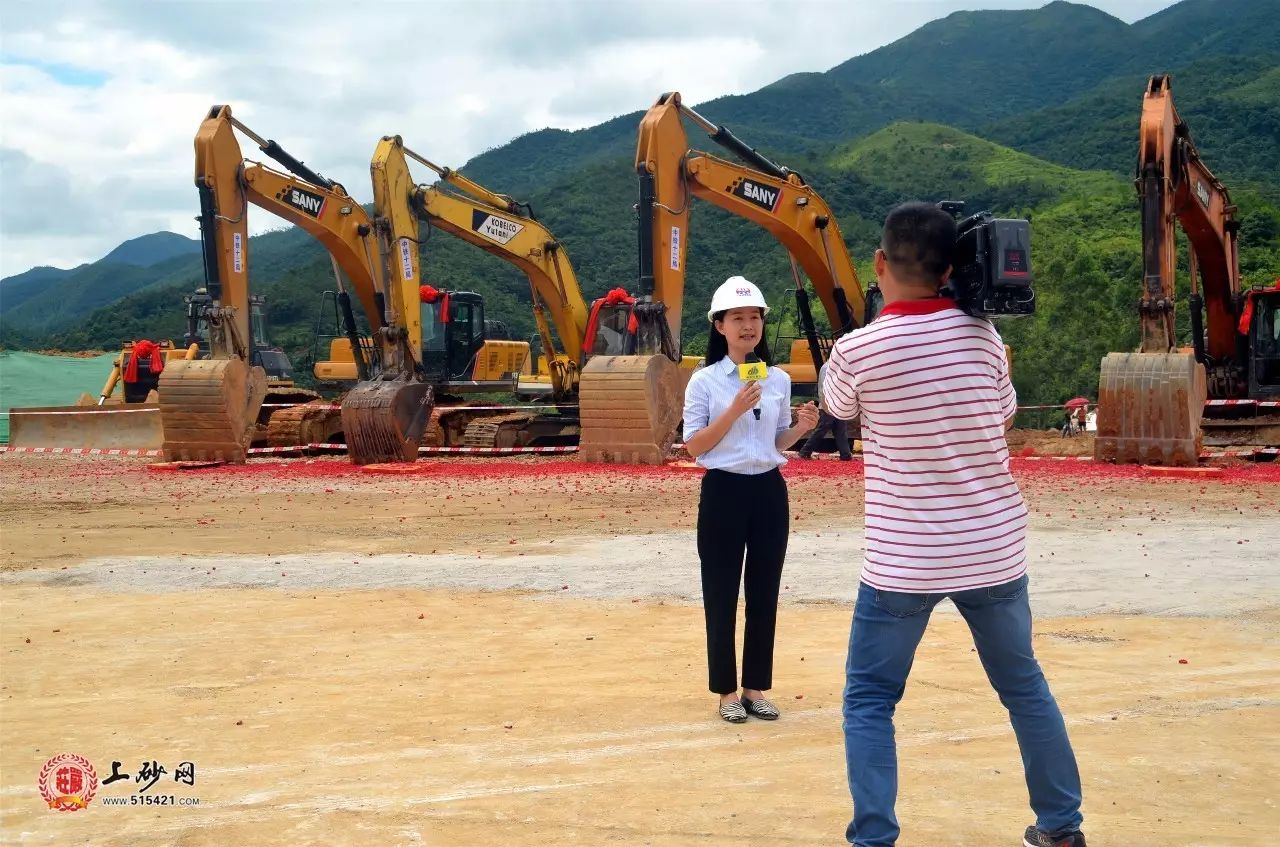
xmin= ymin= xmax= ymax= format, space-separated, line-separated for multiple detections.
xmin=1 ymin=446 xmax=1278 ymax=846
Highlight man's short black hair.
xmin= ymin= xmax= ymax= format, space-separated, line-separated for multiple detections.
xmin=881 ymin=202 xmax=957 ymax=285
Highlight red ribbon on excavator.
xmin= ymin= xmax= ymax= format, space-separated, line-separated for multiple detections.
xmin=124 ymin=340 xmax=164 ymax=383
xmin=419 ymin=285 xmax=450 ymax=323
xmin=583 ymin=287 xmax=637 ymax=353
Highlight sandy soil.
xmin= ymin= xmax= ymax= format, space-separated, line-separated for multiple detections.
xmin=2 ymin=450 xmax=1278 ymax=846
xmin=1005 ymin=428 xmax=1096 ymax=457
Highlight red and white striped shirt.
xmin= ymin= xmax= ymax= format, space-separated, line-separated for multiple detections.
xmin=822 ymin=298 xmax=1024 ymax=593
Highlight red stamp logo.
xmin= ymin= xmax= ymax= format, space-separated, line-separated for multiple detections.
xmin=39 ymin=753 xmax=98 ymax=811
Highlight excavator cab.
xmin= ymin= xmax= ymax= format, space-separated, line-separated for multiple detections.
xmin=420 ymin=292 xmax=487 ymax=382
xmin=1247 ymin=288 xmax=1280 ymax=398
xmin=183 ymin=290 xmax=293 ymax=382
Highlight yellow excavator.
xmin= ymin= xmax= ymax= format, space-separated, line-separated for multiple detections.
xmin=1096 ymin=75 xmax=1280 ymax=465
xmin=576 ymin=91 xmax=868 ymax=462
xmin=349 ymin=135 xmax=653 ymax=450
xmin=164 ymin=104 xmax=433 ymax=464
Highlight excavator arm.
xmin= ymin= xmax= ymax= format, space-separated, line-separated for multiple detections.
xmin=1135 ymin=73 xmax=1240 ymax=366
xmin=637 ymin=91 xmax=863 ymax=342
xmin=1097 ymin=75 xmax=1242 ymax=465
xmin=399 ymin=143 xmax=591 ymax=397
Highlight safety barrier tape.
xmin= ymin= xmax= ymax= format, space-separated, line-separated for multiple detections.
xmin=256 ymin=403 xmax=579 ymax=411
xmin=0 ymin=446 xmax=162 ymax=456
xmin=1204 ymin=400 xmax=1280 ymax=408
xmin=1199 ymin=447 xmax=1280 ymax=458
xmin=4 ymin=407 xmax=155 ymax=416
xmin=247 ymin=443 xmax=579 ymax=455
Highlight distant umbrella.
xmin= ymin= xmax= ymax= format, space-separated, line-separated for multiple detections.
xmin=1064 ymin=397 xmax=1090 ymax=409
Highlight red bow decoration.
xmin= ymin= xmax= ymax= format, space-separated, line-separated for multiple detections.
xmin=584 ymin=288 xmax=636 ymax=353
xmin=1239 ymin=281 xmax=1280 ymax=336
xmin=124 ymin=340 xmax=164 ymax=383
xmin=420 ymin=285 xmax=450 ymax=322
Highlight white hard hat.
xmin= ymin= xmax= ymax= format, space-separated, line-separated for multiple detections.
xmin=707 ymin=276 xmax=769 ymax=322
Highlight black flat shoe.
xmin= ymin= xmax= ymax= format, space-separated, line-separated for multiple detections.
xmin=718 ymin=701 xmax=747 ymax=723
xmin=742 ymin=696 xmax=780 ymax=720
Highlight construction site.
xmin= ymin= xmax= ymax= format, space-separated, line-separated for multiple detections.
xmin=2 ymin=12 xmax=1279 ymax=845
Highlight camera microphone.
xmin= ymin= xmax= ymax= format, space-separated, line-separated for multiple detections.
xmin=739 ymin=353 xmax=768 ymax=420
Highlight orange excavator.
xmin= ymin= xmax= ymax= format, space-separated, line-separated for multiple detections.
xmin=162 ymin=105 xmax=430 ymax=464
xmin=1096 ymin=75 xmax=1280 ymax=465
xmin=578 ymin=91 xmax=867 ymax=462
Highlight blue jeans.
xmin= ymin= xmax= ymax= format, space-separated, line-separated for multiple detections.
xmin=842 ymin=574 xmax=1082 ymax=845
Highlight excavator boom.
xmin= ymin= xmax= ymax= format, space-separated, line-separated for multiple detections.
xmin=156 ymin=105 xmax=270 ymax=462
xmin=338 ymin=135 xmax=442 ymax=465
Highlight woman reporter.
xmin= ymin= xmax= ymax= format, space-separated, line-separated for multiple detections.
xmin=682 ymin=276 xmax=818 ymax=723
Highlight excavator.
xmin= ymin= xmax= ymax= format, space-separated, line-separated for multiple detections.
xmin=577 ymin=91 xmax=867 ymax=462
xmin=1096 ymin=75 xmax=1280 ymax=465
xmin=357 ymin=135 xmax=645 ymax=449
xmin=160 ymin=104 xmax=433 ymax=464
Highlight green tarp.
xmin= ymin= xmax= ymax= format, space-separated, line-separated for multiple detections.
xmin=0 ymin=351 xmax=117 ymax=443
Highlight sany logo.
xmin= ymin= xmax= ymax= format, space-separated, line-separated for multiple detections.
xmin=1195 ymin=180 xmax=1211 ymax=208
xmin=277 ymin=186 xmax=327 ymax=218
xmin=732 ymin=179 xmax=782 ymax=213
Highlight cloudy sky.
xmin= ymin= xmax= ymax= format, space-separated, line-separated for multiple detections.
xmin=0 ymin=0 xmax=1175 ymax=279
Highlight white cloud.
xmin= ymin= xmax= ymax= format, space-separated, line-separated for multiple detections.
xmin=0 ymin=0 xmax=1176 ymax=278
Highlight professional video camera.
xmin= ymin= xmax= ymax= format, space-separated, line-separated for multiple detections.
xmin=863 ymin=201 xmax=1036 ymax=322
xmin=938 ymin=200 xmax=1035 ymax=318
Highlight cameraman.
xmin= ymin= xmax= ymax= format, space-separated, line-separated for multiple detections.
xmin=823 ymin=203 xmax=1085 ymax=847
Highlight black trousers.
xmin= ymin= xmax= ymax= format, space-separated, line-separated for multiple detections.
xmin=697 ymin=467 xmax=789 ymax=694
xmin=800 ymin=410 xmax=852 ymax=458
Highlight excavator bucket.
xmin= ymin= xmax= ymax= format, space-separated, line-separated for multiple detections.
xmin=158 ymin=358 xmax=268 ymax=463
xmin=340 ymin=377 xmax=434 ymax=464
xmin=578 ymin=354 xmax=686 ymax=464
xmin=1095 ymin=351 xmax=1206 ymax=466
xmin=7 ymin=403 xmax=164 ymax=450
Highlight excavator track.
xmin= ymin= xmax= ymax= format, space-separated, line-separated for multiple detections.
xmin=158 ymin=358 xmax=268 ymax=463
xmin=339 ymin=377 xmax=434 ymax=465
xmin=460 ymin=413 xmax=537 ymax=449
xmin=265 ymin=398 xmax=343 ymax=448
xmin=1095 ymin=351 xmax=1206 ymax=466
xmin=578 ymin=354 xmax=685 ymax=464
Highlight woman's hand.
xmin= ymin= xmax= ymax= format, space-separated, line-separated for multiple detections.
xmin=729 ymin=380 xmax=764 ymax=418
xmin=793 ymin=401 xmax=819 ymax=434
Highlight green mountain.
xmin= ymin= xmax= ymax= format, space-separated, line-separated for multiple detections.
xmin=98 ymin=231 xmax=200 ymax=267
xmin=0 ymin=266 xmax=76 ymax=315
xmin=0 ymin=231 xmax=202 ymax=339
xmin=984 ymin=54 xmax=1280 ymax=198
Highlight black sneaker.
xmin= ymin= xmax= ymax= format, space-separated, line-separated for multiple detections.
xmin=796 ymin=452 xmax=813 ymax=460
xmin=1023 ymin=826 xmax=1085 ymax=847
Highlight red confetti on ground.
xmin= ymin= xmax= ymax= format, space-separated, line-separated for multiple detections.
xmin=6 ymin=453 xmax=1279 ymax=486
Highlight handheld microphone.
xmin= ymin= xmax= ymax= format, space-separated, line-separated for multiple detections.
xmin=738 ymin=353 xmax=767 ymax=420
